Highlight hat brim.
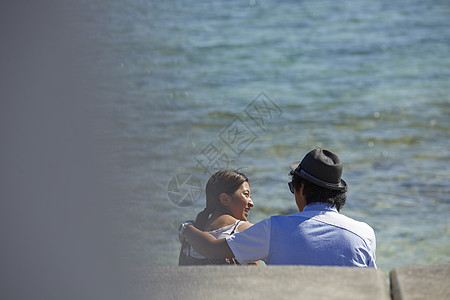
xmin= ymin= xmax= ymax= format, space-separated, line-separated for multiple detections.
xmin=289 ymin=161 xmax=301 ymax=171
xmin=289 ymin=161 xmax=347 ymax=192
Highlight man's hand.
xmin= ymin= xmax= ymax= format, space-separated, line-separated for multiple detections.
xmin=178 ymin=220 xmax=195 ymax=243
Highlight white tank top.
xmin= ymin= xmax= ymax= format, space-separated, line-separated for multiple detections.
xmin=183 ymin=220 xmax=244 ymax=259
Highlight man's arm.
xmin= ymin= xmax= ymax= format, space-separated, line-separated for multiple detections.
xmin=183 ymin=225 xmax=234 ymax=259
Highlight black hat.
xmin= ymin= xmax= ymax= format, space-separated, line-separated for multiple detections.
xmin=289 ymin=148 xmax=347 ymax=191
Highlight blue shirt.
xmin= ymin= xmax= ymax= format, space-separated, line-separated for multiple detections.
xmin=226 ymin=203 xmax=377 ymax=268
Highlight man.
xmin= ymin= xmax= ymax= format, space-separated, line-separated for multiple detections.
xmin=179 ymin=148 xmax=377 ymax=268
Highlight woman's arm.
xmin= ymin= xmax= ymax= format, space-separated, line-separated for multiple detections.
xmin=183 ymin=225 xmax=234 ymax=259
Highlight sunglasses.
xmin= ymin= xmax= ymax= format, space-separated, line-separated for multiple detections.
xmin=288 ymin=181 xmax=295 ymax=194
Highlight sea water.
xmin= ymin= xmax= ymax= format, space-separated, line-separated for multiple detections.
xmin=94 ymin=0 xmax=449 ymax=273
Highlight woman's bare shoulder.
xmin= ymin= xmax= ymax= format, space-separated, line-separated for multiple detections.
xmin=206 ymin=214 xmax=237 ymax=231
xmin=236 ymin=220 xmax=253 ymax=232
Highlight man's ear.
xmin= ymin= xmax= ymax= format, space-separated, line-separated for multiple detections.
xmin=219 ymin=192 xmax=230 ymax=207
xmin=299 ymin=182 xmax=305 ymax=198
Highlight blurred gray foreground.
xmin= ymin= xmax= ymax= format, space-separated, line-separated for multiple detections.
xmin=0 ymin=1 xmax=124 ymax=300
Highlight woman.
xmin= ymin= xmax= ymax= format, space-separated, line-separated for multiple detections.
xmin=178 ymin=169 xmax=255 ymax=265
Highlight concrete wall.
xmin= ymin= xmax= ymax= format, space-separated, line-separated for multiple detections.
xmin=134 ymin=264 xmax=449 ymax=300
xmin=390 ymin=264 xmax=450 ymax=300
xmin=136 ymin=265 xmax=389 ymax=300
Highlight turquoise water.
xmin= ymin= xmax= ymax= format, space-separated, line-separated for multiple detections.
xmin=97 ymin=0 xmax=450 ymax=272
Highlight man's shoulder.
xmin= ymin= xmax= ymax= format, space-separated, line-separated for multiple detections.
xmin=335 ymin=213 xmax=374 ymax=231
xmin=267 ymin=212 xmax=310 ymax=228
xmin=268 ymin=213 xmax=301 ymax=222
xmin=269 ymin=213 xmax=299 ymax=219
xmin=322 ymin=212 xmax=376 ymax=243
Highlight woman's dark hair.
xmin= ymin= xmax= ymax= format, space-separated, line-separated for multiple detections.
xmin=195 ymin=169 xmax=248 ymax=230
xmin=290 ymin=171 xmax=346 ymax=212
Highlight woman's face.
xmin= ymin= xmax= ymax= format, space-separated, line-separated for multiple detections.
xmin=228 ymin=181 xmax=254 ymax=221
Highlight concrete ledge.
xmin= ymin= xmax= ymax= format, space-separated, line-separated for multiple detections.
xmin=390 ymin=264 xmax=450 ymax=300
xmin=136 ymin=265 xmax=389 ymax=300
